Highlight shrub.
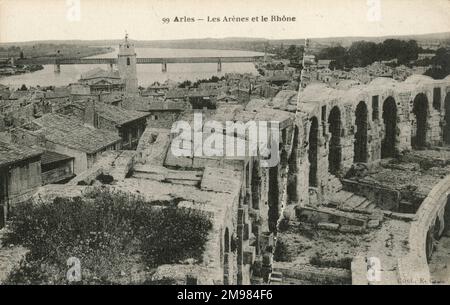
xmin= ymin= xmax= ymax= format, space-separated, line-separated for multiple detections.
xmin=5 ymin=188 xmax=212 ymax=284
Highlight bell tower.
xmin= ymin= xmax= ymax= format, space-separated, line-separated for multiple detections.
xmin=118 ymin=33 xmax=138 ymax=93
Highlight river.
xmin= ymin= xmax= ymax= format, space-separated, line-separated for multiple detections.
xmin=0 ymin=47 xmax=263 ymax=89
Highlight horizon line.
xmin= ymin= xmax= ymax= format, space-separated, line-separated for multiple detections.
xmin=1 ymin=30 xmax=450 ymax=45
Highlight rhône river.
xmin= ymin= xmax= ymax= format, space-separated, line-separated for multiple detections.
xmin=0 ymin=47 xmax=264 ymax=88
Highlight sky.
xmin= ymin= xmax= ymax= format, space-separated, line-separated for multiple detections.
xmin=0 ymin=0 xmax=449 ymax=43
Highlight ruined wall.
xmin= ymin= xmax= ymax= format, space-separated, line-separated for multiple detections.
xmin=294 ymin=77 xmax=450 ymax=206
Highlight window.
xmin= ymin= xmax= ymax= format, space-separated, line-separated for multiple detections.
xmin=127 ymin=58 xmax=130 ymax=66
xmin=433 ymin=87 xmax=441 ymax=111
xmin=372 ymin=96 xmax=379 ymax=121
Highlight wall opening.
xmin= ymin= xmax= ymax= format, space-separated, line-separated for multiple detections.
xmin=372 ymin=95 xmax=379 ymax=121
xmin=308 ymin=117 xmax=318 ymax=187
xmin=251 ymin=160 xmax=261 ymax=210
xmin=381 ymin=97 xmax=397 ymax=158
xmin=354 ymin=101 xmax=368 ymax=163
xmin=287 ymin=127 xmax=299 ymax=204
xmin=268 ymin=165 xmax=280 ymax=233
xmin=412 ymin=93 xmax=429 ymax=149
xmin=328 ymin=106 xmax=342 ymax=175
xmin=444 ymin=195 xmax=450 ymax=235
xmin=223 ymin=227 xmax=230 ymax=284
xmin=433 ymin=87 xmax=441 ymax=111
xmin=444 ymin=93 xmax=450 ymax=145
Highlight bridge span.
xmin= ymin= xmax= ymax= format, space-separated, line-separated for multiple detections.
xmin=17 ymin=55 xmax=264 ymax=72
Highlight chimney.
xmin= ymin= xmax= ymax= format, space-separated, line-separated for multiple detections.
xmin=84 ymin=98 xmax=97 ymax=128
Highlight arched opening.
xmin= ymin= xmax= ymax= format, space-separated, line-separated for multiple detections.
xmin=444 ymin=196 xmax=450 ymax=235
xmin=328 ymin=107 xmax=342 ymax=175
xmin=308 ymin=117 xmax=319 ymax=187
xmin=127 ymin=57 xmax=131 ymax=66
xmin=287 ymin=126 xmax=299 ymax=203
xmin=251 ymin=159 xmax=261 ymax=210
xmin=223 ymin=227 xmax=230 ymax=284
xmin=268 ymin=165 xmax=280 ymax=233
xmin=381 ymin=97 xmax=397 ymax=158
xmin=224 ymin=228 xmax=230 ymax=253
xmin=354 ymin=101 xmax=368 ymax=163
xmin=412 ymin=93 xmax=429 ymax=149
xmin=444 ymin=94 xmax=450 ymax=145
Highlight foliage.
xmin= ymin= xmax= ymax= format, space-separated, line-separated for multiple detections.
xmin=5 ymin=188 xmax=212 ymax=284
xmin=316 ymin=39 xmax=421 ymax=68
xmin=424 ymin=48 xmax=450 ymax=79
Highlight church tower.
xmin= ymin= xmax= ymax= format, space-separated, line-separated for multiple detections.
xmin=118 ymin=33 xmax=138 ymax=93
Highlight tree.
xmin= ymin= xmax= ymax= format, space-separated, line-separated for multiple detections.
xmin=424 ymin=48 xmax=450 ymax=79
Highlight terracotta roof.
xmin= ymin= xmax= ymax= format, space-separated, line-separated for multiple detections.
xmin=0 ymin=141 xmax=42 ymax=168
xmin=24 ymin=113 xmax=121 ymax=154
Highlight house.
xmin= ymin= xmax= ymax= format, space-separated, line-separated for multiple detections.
xmin=317 ymin=59 xmax=333 ymax=69
xmin=0 ymin=141 xmax=42 ymax=228
xmin=187 ymin=89 xmax=218 ymax=109
xmin=79 ymin=67 xmax=126 ymax=93
xmin=11 ymin=113 xmax=121 ymax=175
xmin=216 ymin=93 xmax=238 ymax=106
xmin=57 ymin=99 xmax=149 ymax=150
xmin=122 ymin=96 xmax=187 ymax=129
xmin=165 ymin=88 xmax=189 ymax=102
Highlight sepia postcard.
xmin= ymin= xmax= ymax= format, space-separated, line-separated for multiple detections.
xmin=0 ymin=0 xmax=450 ymax=293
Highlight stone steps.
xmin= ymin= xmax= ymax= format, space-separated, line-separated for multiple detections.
xmin=328 ymin=190 xmax=380 ymax=214
xmin=270 ymin=271 xmax=283 ymax=284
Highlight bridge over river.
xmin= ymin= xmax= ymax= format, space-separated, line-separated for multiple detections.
xmin=17 ymin=55 xmax=265 ymax=72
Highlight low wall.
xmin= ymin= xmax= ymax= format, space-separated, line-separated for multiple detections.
xmin=397 ymin=175 xmax=450 ymax=284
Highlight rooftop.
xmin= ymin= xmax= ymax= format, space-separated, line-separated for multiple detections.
xmin=80 ymin=67 xmax=121 ymax=80
xmin=0 ymin=141 xmax=42 ymax=168
xmin=41 ymin=150 xmax=74 ymax=165
xmin=72 ymin=100 xmax=149 ymax=126
xmin=22 ymin=113 xmax=121 ymax=154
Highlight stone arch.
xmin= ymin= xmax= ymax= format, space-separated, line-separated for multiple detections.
xmin=287 ymin=126 xmax=299 ymax=204
xmin=354 ymin=101 xmax=368 ymax=163
xmin=308 ymin=117 xmax=319 ymax=187
xmin=444 ymin=93 xmax=450 ymax=145
xmin=381 ymin=97 xmax=397 ymax=158
xmin=328 ymin=106 xmax=342 ymax=175
xmin=412 ymin=93 xmax=429 ymax=149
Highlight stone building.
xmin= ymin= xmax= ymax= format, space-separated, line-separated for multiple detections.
xmin=56 ymin=99 xmax=149 ymax=150
xmin=11 ymin=113 xmax=121 ymax=174
xmin=78 ymin=68 xmax=125 ymax=93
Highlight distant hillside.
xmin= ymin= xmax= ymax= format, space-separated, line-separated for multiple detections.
xmin=1 ymin=31 xmax=449 ymax=52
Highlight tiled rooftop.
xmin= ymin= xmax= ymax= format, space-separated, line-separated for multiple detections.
xmin=25 ymin=113 xmax=121 ymax=154
xmin=0 ymin=141 xmax=42 ymax=168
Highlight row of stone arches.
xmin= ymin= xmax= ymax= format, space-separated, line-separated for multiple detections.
xmin=306 ymin=92 xmax=448 ymax=187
